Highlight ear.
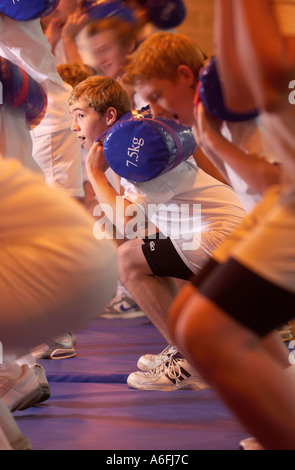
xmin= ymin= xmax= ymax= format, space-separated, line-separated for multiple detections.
xmin=106 ymin=107 xmax=118 ymax=127
xmin=177 ymin=65 xmax=196 ymax=88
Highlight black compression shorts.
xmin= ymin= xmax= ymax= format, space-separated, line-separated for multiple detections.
xmin=191 ymin=257 xmax=295 ymax=337
xmin=142 ymin=237 xmax=194 ymax=280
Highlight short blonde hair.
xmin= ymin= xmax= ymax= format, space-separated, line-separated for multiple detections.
xmin=69 ymin=76 xmax=131 ymax=118
xmin=57 ymin=63 xmax=94 ymax=88
xmin=123 ymin=32 xmax=205 ymax=85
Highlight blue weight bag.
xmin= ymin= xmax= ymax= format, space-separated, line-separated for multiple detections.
xmin=199 ymin=57 xmax=259 ymax=122
xmin=0 ymin=57 xmax=47 ymax=124
xmin=84 ymin=0 xmax=136 ymax=25
xmin=0 ymin=0 xmax=60 ymax=21
xmin=100 ymin=109 xmax=197 ymax=183
xmin=145 ymin=0 xmax=186 ymax=30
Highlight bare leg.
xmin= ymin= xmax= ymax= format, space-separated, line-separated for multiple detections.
xmin=262 ymin=330 xmax=291 ymax=369
xmin=169 ymin=282 xmax=292 ymax=370
xmin=170 ymin=290 xmax=295 ymax=450
xmin=118 ymin=239 xmax=178 ymax=344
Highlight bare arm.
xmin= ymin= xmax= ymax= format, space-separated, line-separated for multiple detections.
xmin=193 ymin=146 xmax=230 ymax=186
xmin=232 ymin=0 xmax=295 ymax=111
xmin=86 ymin=142 xmax=150 ymax=238
xmin=43 ymin=18 xmax=64 ymax=54
xmin=214 ymin=0 xmax=256 ymax=112
xmin=86 ymin=142 xmax=133 ymax=232
xmin=61 ymin=11 xmax=89 ymax=65
xmin=193 ymin=104 xmax=282 ymax=195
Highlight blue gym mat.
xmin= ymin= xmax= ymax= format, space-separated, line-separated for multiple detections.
xmin=14 ymin=317 xmax=249 ymax=450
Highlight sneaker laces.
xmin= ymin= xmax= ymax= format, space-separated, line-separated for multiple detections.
xmin=166 ymin=356 xmax=183 ymax=382
xmin=158 ymin=345 xmax=177 ymax=359
xmin=151 ymin=351 xmax=184 ymax=382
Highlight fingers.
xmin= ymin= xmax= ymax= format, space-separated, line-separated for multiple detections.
xmin=86 ymin=141 xmax=109 ymax=174
xmin=90 ymin=140 xmax=103 ymax=153
xmin=65 ymin=11 xmax=89 ymax=28
xmin=192 ymin=102 xmax=204 ymax=143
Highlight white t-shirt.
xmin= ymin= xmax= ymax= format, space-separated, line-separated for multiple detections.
xmin=121 ymin=160 xmax=246 ymax=274
xmin=0 ymin=15 xmax=73 ymax=137
xmin=0 ymin=15 xmax=84 ymax=196
xmin=0 ymin=108 xmax=41 ymax=173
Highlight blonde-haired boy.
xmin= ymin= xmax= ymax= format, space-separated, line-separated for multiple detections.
xmin=69 ymin=75 xmax=246 ymax=391
xmin=69 ymin=75 xmax=131 ymax=125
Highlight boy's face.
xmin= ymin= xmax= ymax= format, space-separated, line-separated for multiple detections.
xmin=134 ymin=74 xmax=196 ymax=127
xmin=70 ymin=99 xmax=109 ymax=152
xmin=89 ymin=29 xmax=131 ymax=79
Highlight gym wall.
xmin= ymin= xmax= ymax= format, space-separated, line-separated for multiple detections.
xmin=177 ymin=0 xmax=214 ymax=57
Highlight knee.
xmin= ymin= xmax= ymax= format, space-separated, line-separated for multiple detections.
xmin=172 ymin=293 xmax=261 ymax=378
xmin=117 ymin=239 xmax=144 ymax=286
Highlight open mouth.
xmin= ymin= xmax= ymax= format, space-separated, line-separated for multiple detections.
xmin=79 ymin=137 xmax=86 ymax=147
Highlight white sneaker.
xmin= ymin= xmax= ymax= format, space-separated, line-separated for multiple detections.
xmin=31 ymin=333 xmax=76 ymax=360
xmin=0 ymin=364 xmax=44 ymax=412
xmin=127 ymin=355 xmax=209 ymax=391
xmin=31 ymin=364 xmax=51 ymax=403
xmin=99 ymin=293 xmax=145 ymax=319
xmin=137 ymin=345 xmax=178 ymax=371
xmin=15 ymin=354 xmax=51 ymax=404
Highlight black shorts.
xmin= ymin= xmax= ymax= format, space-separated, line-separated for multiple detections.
xmin=191 ymin=257 xmax=295 ymax=338
xmin=141 ymin=237 xmax=194 ymax=280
